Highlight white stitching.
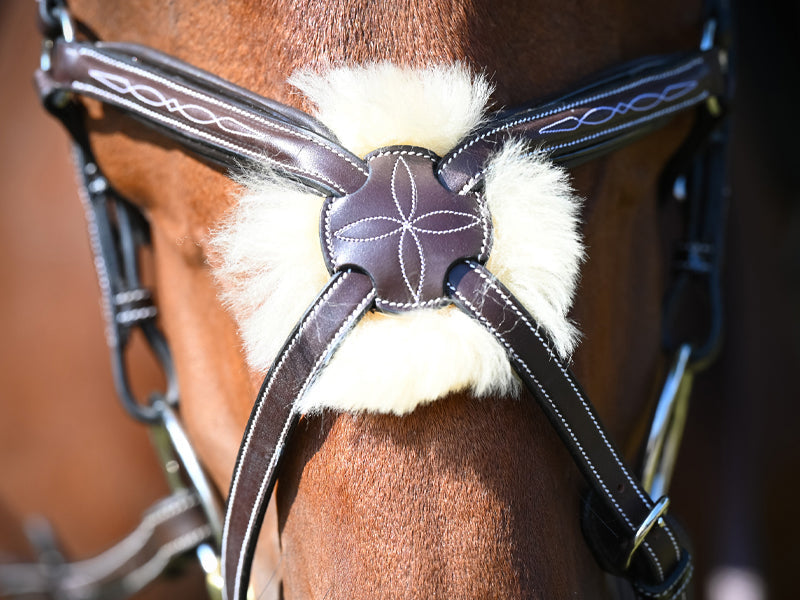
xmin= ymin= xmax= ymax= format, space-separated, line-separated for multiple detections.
xmin=440 ymin=56 xmax=704 ymax=173
xmin=375 ymin=296 xmax=446 ymax=309
xmin=369 ymin=149 xmax=437 ymax=161
xmin=80 ymin=48 xmax=369 ymax=177
xmin=89 ymin=69 xmax=268 ymax=141
xmin=464 ymin=262 xmax=652 ymax=507
xmin=72 ymin=82 xmax=348 ymax=196
xmin=456 ymin=91 xmax=710 ymax=195
xmin=223 ymin=271 xmax=353 ymax=597
xmin=446 ymin=279 xmax=663 ymax=575
xmin=543 ymin=92 xmax=710 ymax=153
xmin=451 ymin=263 xmax=680 ymax=577
xmin=334 ymin=216 xmax=403 ymax=243
xmin=229 ymin=283 xmax=375 ymax=600
xmin=634 ymin=564 xmax=693 ymax=598
xmin=663 ymin=524 xmax=682 ymax=564
xmin=114 ymin=289 xmax=150 ymax=304
xmin=537 ymin=81 xmax=697 ymax=134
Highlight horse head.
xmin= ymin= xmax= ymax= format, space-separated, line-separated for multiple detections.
xmin=21 ymin=0 xmax=732 ymax=598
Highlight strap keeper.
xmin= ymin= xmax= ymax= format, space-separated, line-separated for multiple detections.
xmin=633 ymin=549 xmax=693 ymax=599
xmin=114 ymin=288 xmax=158 ymax=326
xmin=624 ymin=496 xmax=671 ymax=570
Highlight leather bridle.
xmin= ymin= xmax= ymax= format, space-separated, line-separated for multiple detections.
xmin=1 ymin=1 xmax=731 ymax=599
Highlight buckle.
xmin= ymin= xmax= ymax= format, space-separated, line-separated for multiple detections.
xmin=624 ymin=496 xmax=671 ymax=570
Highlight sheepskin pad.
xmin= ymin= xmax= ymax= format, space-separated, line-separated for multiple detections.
xmin=210 ymin=63 xmax=584 ymax=415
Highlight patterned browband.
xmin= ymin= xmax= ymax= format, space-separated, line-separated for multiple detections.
xmin=37 ymin=39 xmax=725 ymax=198
xmin=37 ymin=34 xmax=729 ymax=600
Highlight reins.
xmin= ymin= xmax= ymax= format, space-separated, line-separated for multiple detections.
xmin=2 ymin=1 xmax=732 ymax=598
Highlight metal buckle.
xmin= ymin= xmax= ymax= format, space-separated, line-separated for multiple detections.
xmin=150 ymin=399 xmax=225 ymax=600
xmin=625 ymin=496 xmax=671 ymax=570
xmin=641 ymin=344 xmax=693 ymax=498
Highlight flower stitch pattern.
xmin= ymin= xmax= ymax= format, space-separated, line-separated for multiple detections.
xmin=322 ymin=148 xmax=490 ymax=312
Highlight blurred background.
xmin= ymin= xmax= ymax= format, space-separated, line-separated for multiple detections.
xmin=0 ymin=0 xmax=797 ymax=598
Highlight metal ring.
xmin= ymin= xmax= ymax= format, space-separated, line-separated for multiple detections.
xmin=151 ymin=399 xmax=224 ymax=546
xmin=54 ymin=7 xmax=75 ymax=43
xmin=700 ymin=19 xmax=717 ymax=52
xmin=641 ymin=343 xmax=693 ymax=498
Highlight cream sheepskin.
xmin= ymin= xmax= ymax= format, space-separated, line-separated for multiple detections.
xmin=210 ymin=63 xmax=584 ymax=415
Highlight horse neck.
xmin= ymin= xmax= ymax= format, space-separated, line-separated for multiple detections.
xmin=69 ymin=1 xmax=702 ymax=598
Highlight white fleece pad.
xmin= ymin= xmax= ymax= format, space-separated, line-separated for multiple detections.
xmin=210 ymin=63 xmax=583 ymax=415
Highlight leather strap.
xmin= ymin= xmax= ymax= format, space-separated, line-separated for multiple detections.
xmin=37 ymin=39 xmax=724 ymax=202
xmin=438 ymin=50 xmax=725 ymax=194
xmin=33 ymin=19 xmax=731 ymax=599
xmin=37 ymin=40 xmax=369 ymax=196
xmin=0 ymin=490 xmax=211 ymax=600
xmin=221 ymin=270 xmax=376 ymax=600
xmin=446 ymin=261 xmax=693 ymax=599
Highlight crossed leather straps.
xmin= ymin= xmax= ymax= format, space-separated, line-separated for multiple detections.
xmin=37 ymin=35 xmax=729 ymax=599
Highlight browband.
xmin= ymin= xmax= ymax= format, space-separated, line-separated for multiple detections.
xmin=36 ymin=26 xmax=730 ymax=600
xmin=38 ymin=39 xmax=724 ymax=198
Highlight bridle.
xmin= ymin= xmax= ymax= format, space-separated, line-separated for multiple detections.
xmin=2 ymin=1 xmax=731 ymax=598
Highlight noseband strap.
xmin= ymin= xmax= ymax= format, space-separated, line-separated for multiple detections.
xmin=33 ymin=6 xmax=731 ymax=598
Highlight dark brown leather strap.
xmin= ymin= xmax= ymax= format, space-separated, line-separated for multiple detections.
xmin=0 ymin=490 xmax=211 ymax=600
xmin=221 ymin=270 xmax=376 ymax=600
xmin=438 ymin=50 xmax=725 ymax=194
xmin=37 ymin=40 xmax=369 ymax=196
xmin=446 ymin=261 xmax=692 ymax=599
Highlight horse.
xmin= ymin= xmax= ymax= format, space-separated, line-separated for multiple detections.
xmin=2 ymin=0 xmax=789 ymax=598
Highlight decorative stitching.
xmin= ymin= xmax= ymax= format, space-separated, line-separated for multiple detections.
xmin=663 ymin=524 xmax=683 ymax=564
xmin=457 ymin=91 xmax=710 ymax=195
xmin=465 ymin=262 xmax=652 ymax=508
xmin=537 ymin=81 xmax=697 ymax=134
xmin=446 ymin=279 xmax=663 ymax=575
xmin=543 ymin=92 xmax=710 ymax=153
xmin=369 ymin=149 xmax=437 ymax=161
xmin=374 ymin=296 xmax=446 ymax=309
xmin=89 ymin=69 xmax=267 ymax=141
xmin=80 ymin=48 xmax=369 ymax=178
xmin=72 ymin=82 xmax=349 ymax=196
xmin=440 ymin=56 xmax=705 ymax=174
xmin=228 ymin=280 xmax=375 ymax=600
xmin=324 ymin=200 xmax=337 ymax=269
xmin=330 ymin=155 xmax=482 ymax=304
xmin=223 ymin=271 xmax=354 ymax=598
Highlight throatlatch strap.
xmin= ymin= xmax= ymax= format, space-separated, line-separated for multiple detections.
xmin=446 ymin=261 xmax=693 ymax=599
xmin=221 ymin=271 xmax=375 ymax=600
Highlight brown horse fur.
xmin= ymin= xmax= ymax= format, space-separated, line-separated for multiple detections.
xmin=63 ymin=1 xmax=704 ymax=598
